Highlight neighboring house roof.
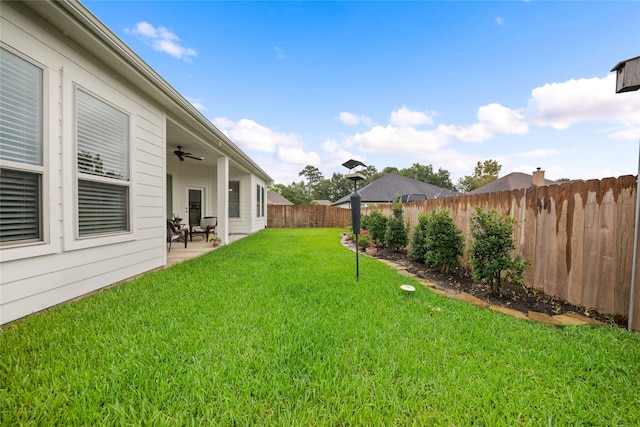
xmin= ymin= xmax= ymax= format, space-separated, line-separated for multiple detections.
xmin=313 ymin=200 xmax=332 ymax=206
xmin=333 ymin=173 xmax=460 ymax=205
xmin=267 ymin=191 xmax=294 ymax=205
xmin=468 ymin=172 xmax=556 ymax=195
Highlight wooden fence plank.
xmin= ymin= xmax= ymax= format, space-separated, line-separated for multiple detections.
xmin=267 ymin=205 xmax=351 ymax=229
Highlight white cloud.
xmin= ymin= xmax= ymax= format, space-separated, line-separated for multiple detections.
xmin=389 ymin=106 xmax=434 ymax=127
xmin=477 ymin=103 xmax=528 ymax=135
xmin=496 ymin=16 xmax=505 ymax=25
xmin=125 ymin=21 xmax=197 ymax=61
xmin=212 ymin=117 xmax=301 ymax=153
xmin=337 ymin=112 xmax=373 ymax=126
xmin=436 ymin=123 xmax=493 ymax=143
xmin=529 ymin=74 xmax=640 ymax=130
xmin=188 ymin=98 xmax=206 ymax=112
xmin=345 ymin=124 xmax=445 ymax=154
xmin=322 ymin=139 xmax=360 ymax=169
xmin=436 ymin=103 xmax=528 ymax=142
xmin=610 ymin=126 xmax=640 ymax=140
xmin=341 ymin=104 xmax=526 ymax=155
xmin=277 ymin=146 xmax=320 ymax=165
xmin=512 ymin=149 xmax=560 ymax=159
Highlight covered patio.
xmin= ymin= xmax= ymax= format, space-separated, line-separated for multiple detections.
xmin=166 ymin=233 xmax=250 ymax=267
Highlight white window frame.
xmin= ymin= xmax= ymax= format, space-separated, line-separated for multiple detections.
xmin=229 ymin=180 xmax=240 ymax=218
xmin=256 ymin=184 xmax=261 ymax=218
xmin=256 ymin=184 xmax=265 ymax=218
xmin=74 ymin=86 xmax=131 ymax=239
xmin=0 ymin=46 xmax=46 ymax=248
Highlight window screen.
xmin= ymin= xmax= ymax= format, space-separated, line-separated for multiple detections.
xmin=0 ymin=48 xmax=43 ymax=244
xmin=229 ymin=181 xmax=240 ymax=218
xmin=76 ymin=89 xmax=130 ymax=235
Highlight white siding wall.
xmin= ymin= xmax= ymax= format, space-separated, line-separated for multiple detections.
xmin=251 ymin=176 xmax=267 ymax=232
xmin=0 ymin=5 xmax=165 ymax=324
xmin=228 ymin=173 xmax=250 ymax=235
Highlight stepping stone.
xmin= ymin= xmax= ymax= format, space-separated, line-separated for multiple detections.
xmin=528 ymin=311 xmax=563 ymax=326
xmin=452 ymin=292 xmax=488 ymax=308
xmin=552 ymin=314 xmax=591 ymax=326
xmin=378 ymin=259 xmax=399 ymax=268
xmin=556 ymin=312 xmax=601 ymax=326
xmin=419 ymin=279 xmax=436 ymax=288
xmin=490 ymin=305 xmax=529 ymax=320
xmin=398 ymin=269 xmax=416 ymax=277
xmin=428 ymin=288 xmax=452 ymax=297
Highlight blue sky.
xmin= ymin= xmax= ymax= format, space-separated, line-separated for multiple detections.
xmin=84 ymin=0 xmax=640 ymax=186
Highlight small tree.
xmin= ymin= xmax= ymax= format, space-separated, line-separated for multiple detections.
xmin=468 ymin=207 xmax=531 ymax=296
xmin=362 ymin=208 xmax=388 ymax=246
xmin=408 ymin=213 xmax=430 ymax=260
xmin=384 ymin=197 xmax=408 ymax=251
xmin=423 ymin=209 xmax=464 ymax=273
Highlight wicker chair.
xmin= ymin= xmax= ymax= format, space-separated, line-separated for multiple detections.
xmin=167 ymin=220 xmax=188 ymax=252
xmin=190 ymin=216 xmax=217 ymax=241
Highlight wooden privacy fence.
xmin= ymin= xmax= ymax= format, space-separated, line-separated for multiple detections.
xmin=268 ymin=205 xmax=351 ymax=229
xmin=362 ymin=175 xmax=640 ymax=330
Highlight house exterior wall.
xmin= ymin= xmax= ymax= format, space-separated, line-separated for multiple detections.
xmin=251 ymin=176 xmax=268 ymax=232
xmin=167 ymin=157 xmax=218 ymax=223
xmin=225 ymin=172 xmax=267 ymax=235
xmin=228 ymin=172 xmax=251 ymax=235
xmin=1 ymin=3 xmax=165 ymax=324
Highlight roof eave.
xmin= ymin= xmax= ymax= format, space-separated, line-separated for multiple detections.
xmin=22 ymin=0 xmax=273 ymax=184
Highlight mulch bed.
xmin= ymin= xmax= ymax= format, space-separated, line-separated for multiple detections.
xmin=371 ymin=247 xmax=624 ymax=327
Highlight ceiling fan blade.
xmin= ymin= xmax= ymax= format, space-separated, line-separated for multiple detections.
xmin=172 ymin=146 xmax=201 ymax=161
xmin=174 ymin=146 xmax=187 ymax=161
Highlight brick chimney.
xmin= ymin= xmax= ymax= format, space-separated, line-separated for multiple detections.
xmin=532 ymin=167 xmax=545 ymax=186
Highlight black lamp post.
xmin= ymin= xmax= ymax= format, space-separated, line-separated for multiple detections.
xmin=343 ymin=159 xmax=366 ymax=280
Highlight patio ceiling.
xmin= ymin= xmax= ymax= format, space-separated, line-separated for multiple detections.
xmin=166 ymin=119 xmax=221 ymax=168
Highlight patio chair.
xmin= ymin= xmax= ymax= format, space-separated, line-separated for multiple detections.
xmin=167 ymin=220 xmax=188 ymax=252
xmin=190 ymin=216 xmax=217 ymax=241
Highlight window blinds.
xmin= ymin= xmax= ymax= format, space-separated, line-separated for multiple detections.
xmin=0 ymin=48 xmax=42 ymax=165
xmin=78 ymin=180 xmax=128 ymax=235
xmin=0 ymin=169 xmax=40 ymax=242
xmin=76 ymin=90 xmax=129 ymax=180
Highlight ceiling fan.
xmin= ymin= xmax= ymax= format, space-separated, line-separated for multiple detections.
xmin=173 ymin=146 xmax=203 ymax=162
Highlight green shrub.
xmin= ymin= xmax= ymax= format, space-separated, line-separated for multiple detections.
xmin=362 ymin=209 xmax=388 ymax=246
xmin=356 ymin=229 xmax=371 ymax=249
xmin=468 ymin=206 xmax=531 ymax=296
xmin=348 ymin=228 xmax=372 ymax=250
xmin=408 ymin=213 xmax=430 ymax=260
xmin=423 ymin=209 xmax=464 ymax=273
xmin=384 ymin=197 xmax=408 ymax=251
xmin=360 ymin=214 xmax=371 ymax=236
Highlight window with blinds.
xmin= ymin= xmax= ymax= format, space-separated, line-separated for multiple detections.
xmin=229 ymin=181 xmax=240 ymax=218
xmin=78 ymin=180 xmax=128 ymax=235
xmin=0 ymin=169 xmax=41 ymax=243
xmin=256 ymin=184 xmax=265 ymax=218
xmin=0 ymin=48 xmax=43 ymax=244
xmin=256 ymin=184 xmax=260 ymax=218
xmin=76 ymin=89 xmax=130 ymax=236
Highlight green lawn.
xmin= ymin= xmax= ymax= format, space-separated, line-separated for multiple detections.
xmin=1 ymin=228 xmax=639 ymax=425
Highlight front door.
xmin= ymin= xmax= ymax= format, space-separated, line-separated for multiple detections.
xmin=188 ymin=188 xmax=203 ymax=227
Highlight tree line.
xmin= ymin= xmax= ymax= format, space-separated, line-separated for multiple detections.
xmin=271 ymin=160 xmax=504 ymax=205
